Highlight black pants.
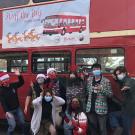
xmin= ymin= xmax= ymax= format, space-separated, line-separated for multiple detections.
xmin=87 ymin=112 xmax=107 ymax=135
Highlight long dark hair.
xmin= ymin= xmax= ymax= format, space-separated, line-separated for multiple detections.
xmin=67 ymin=97 xmax=83 ymax=115
xmin=113 ymin=66 xmax=128 ymax=77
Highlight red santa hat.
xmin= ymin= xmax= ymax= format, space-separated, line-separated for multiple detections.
xmin=47 ymin=68 xmax=56 ymax=75
xmin=0 ymin=72 xmax=10 ymax=81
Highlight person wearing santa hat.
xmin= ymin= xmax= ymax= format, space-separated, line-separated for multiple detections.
xmin=24 ymin=73 xmax=47 ymax=116
xmin=46 ymin=68 xmax=66 ymax=107
xmin=46 ymin=68 xmax=66 ymax=97
xmin=0 ymin=68 xmax=26 ymax=135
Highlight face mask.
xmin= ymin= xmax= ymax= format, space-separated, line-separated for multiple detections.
xmin=44 ymin=96 xmax=52 ymax=102
xmin=70 ymin=73 xmax=76 ymax=79
xmin=48 ymin=73 xmax=56 ymax=79
xmin=93 ymin=70 xmax=101 ymax=76
xmin=1 ymin=80 xmax=10 ymax=87
xmin=71 ymin=103 xmax=80 ymax=110
xmin=37 ymin=78 xmax=44 ymax=84
xmin=117 ymin=73 xmax=126 ymax=81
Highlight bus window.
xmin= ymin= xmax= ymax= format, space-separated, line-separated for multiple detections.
xmin=76 ymin=48 xmax=124 ymax=73
xmin=0 ymin=0 xmax=29 ymax=8
xmin=0 ymin=59 xmax=7 ymax=72
xmin=32 ymin=51 xmax=71 ymax=73
xmin=0 ymin=52 xmax=28 ymax=72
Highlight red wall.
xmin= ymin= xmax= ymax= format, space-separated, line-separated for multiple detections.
xmin=90 ymin=0 xmax=135 ymax=31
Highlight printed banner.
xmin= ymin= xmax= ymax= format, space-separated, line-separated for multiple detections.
xmin=2 ymin=0 xmax=90 ymax=48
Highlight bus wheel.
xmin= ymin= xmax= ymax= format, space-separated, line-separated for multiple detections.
xmin=61 ymin=29 xmax=66 ymax=35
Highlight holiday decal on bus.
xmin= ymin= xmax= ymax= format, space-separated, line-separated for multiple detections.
xmin=2 ymin=0 xmax=90 ymax=48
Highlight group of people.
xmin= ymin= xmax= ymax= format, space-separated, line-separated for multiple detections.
xmin=0 ymin=64 xmax=135 ymax=135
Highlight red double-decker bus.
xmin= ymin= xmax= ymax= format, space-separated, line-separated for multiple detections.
xmin=0 ymin=0 xmax=135 ymax=134
xmin=42 ymin=15 xmax=86 ymax=35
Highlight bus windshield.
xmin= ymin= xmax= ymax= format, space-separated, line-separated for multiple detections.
xmin=44 ymin=18 xmax=59 ymax=27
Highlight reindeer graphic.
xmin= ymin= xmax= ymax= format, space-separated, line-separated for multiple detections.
xmin=6 ymin=32 xmax=23 ymax=44
xmin=6 ymin=32 xmax=15 ymax=43
xmin=28 ymin=29 xmax=40 ymax=41
xmin=23 ymin=29 xmax=40 ymax=41
xmin=23 ymin=30 xmax=31 ymax=41
xmin=6 ymin=29 xmax=40 ymax=44
xmin=14 ymin=32 xmax=23 ymax=43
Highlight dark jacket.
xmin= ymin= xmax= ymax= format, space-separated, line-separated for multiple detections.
xmin=0 ymin=75 xmax=24 ymax=112
xmin=121 ymin=76 xmax=135 ymax=116
xmin=107 ymin=96 xmax=122 ymax=112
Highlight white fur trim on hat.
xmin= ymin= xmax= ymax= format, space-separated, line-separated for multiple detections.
xmin=0 ymin=74 xmax=10 ymax=81
xmin=47 ymin=68 xmax=56 ymax=75
xmin=36 ymin=74 xmax=46 ymax=80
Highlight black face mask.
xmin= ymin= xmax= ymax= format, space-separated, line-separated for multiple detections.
xmin=71 ymin=103 xmax=80 ymax=111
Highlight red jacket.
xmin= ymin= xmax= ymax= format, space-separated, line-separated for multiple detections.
xmin=65 ymin=112 xmax=88 ymax=135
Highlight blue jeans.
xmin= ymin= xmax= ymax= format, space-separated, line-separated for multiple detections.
xmin=63 ymin=122 xmax=73 ymax=135
xmin=87 ymin=112 xmax=107 ymax=135
xmin=6 ymin=107 xmax=25 ymax=135
xmin=63 ymin=127 xmax=73 ymax=135
xmin=121 ymin=113 xmax=133 ymax=135
xmin=109 ymin=111 xmax=122 ymax=128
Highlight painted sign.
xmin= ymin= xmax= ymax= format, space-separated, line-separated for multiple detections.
xmin=2 ymin=0 xmax=90 ymax=48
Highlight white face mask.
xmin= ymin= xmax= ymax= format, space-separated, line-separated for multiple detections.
xmin=117 ymin=73 xmax=126 ymax=81
xmin=37 ymin=78 xmax=44 ymax=84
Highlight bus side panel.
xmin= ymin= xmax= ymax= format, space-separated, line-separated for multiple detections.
xmin=125 ymin=46 xmax=135 ymax=135
xmin=0 ymin=11 xmax=2 ymax=39
xmin=125 ymin=46 xmax=135 ymax=75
